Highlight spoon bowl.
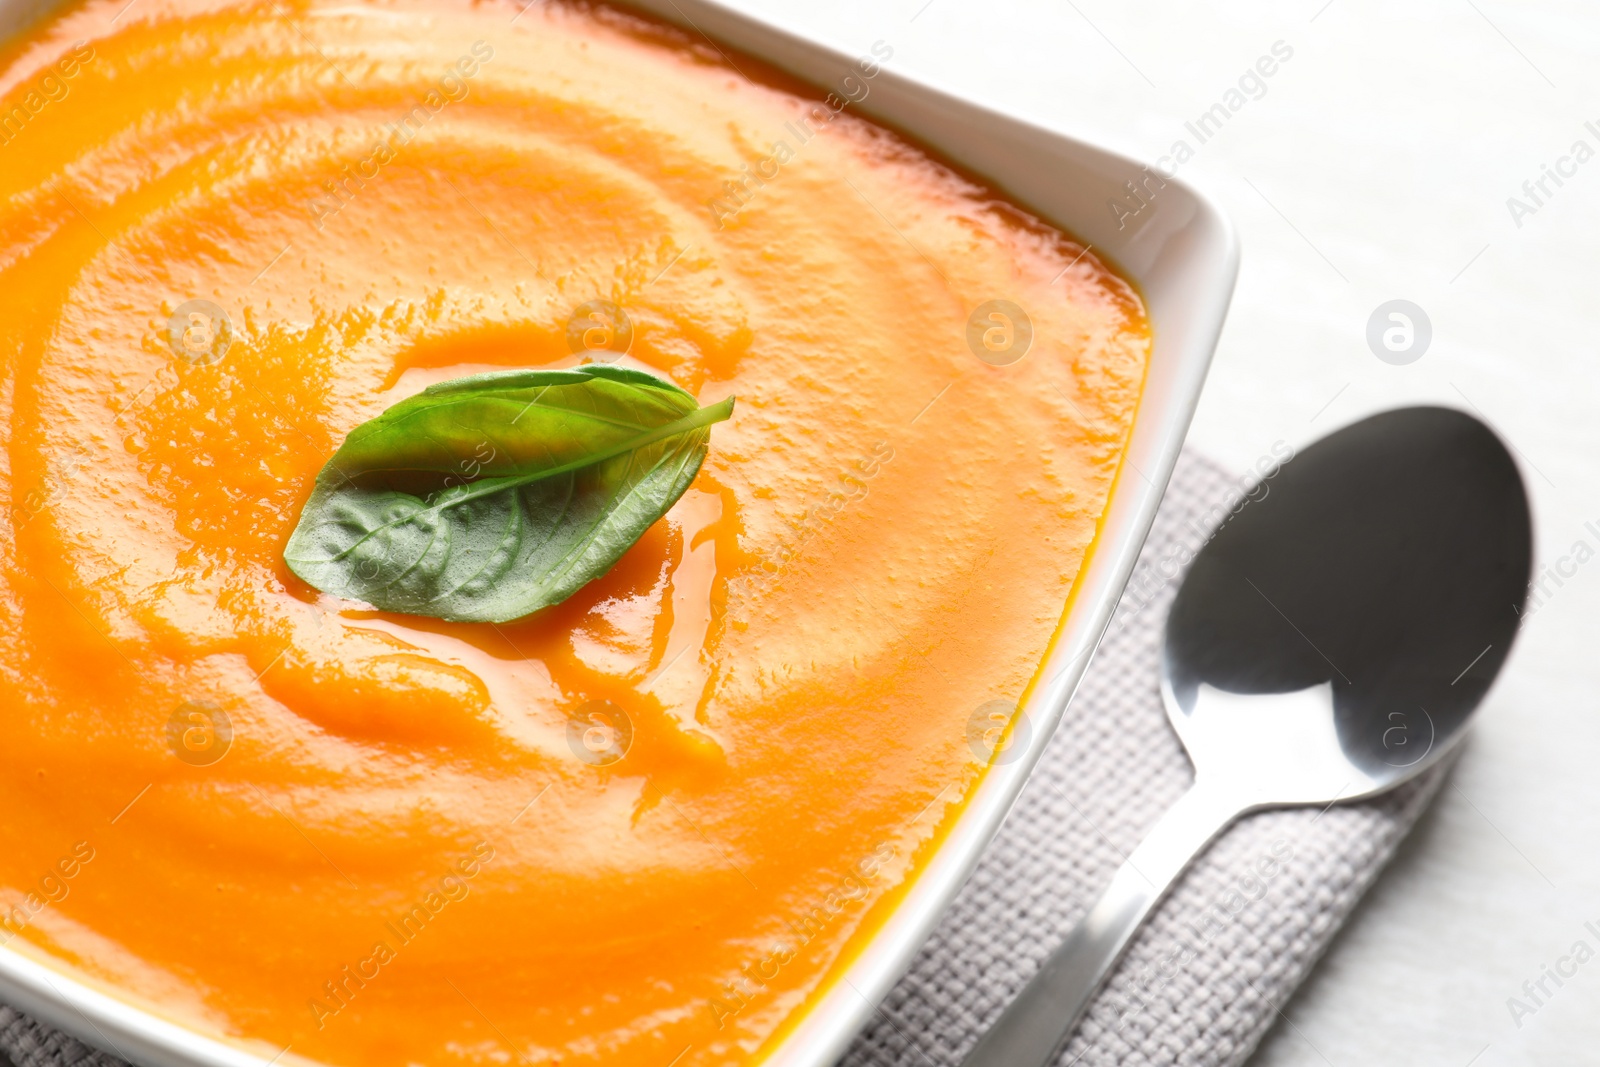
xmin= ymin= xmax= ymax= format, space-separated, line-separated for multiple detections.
xmin=1163 ymin=405 xmax=1531 ymax=799
xmin=961 ymin=406 xmax=1532 ymax=1067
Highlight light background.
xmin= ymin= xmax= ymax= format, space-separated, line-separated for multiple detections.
xmin=736 ymin=1 xmax=1600 ymax=1065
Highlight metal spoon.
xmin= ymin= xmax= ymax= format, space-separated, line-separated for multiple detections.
xmin=960 ymin=406 xmax=1532 ymax=1067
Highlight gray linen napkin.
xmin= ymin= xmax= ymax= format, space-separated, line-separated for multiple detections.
xmin=0 ymin=451 xmax=1445 ymax=1067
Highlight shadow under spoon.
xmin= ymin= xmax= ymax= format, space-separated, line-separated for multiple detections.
xmin=960 ymin=405 xmax=1533 ymax=1067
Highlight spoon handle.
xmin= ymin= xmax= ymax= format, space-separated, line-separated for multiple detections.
xmin=958 ymin=780 xmax=1246 ymax=1067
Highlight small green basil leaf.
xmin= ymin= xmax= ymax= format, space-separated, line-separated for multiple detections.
xmin=284 ymin=365 xmax=734 ymax=622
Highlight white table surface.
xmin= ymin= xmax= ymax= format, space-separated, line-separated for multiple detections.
xmin=740 ymin=1 xmax=1600 ymax=1064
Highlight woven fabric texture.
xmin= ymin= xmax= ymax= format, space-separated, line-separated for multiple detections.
xmin=0 ymin=451 xmax=1445 ymax=1067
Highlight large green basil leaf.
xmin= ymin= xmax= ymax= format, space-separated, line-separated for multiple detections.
xmin=284 ymin=365 xmax=734 ymax=622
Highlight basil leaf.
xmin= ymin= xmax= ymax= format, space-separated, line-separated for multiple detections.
xmin=284 ymin=365 xmax=734 ymax=622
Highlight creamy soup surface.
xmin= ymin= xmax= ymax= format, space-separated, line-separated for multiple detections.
xmin=0 ymin=2 xmax=1150 ymax=1065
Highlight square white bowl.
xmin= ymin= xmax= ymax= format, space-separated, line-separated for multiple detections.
xmin=0 ymin=2 xmax=1237 ymax=1066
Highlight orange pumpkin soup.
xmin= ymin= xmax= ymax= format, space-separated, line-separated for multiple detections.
xmin=0 ymin=1 xmax=1150 ymax=1065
